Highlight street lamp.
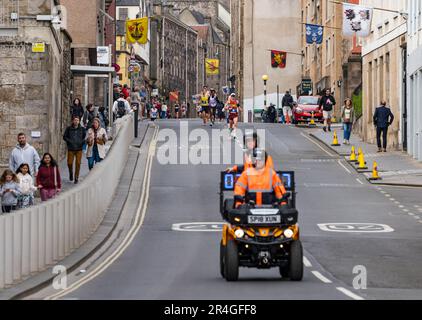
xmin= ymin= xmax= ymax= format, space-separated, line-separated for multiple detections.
xmin=262 ymin=75 xmax=269 ymax=122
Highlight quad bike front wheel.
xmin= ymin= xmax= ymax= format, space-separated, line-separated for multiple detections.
xmin=289 ymin=240 xmax=303 ymax=281
xmin=220 ymin=240 xmax=225 ymax=279
xmin=224 ymin=240 xmax=239 ymax=281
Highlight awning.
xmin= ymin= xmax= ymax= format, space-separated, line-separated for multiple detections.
xmin=71 ymin=65 xmax=116 ymax=75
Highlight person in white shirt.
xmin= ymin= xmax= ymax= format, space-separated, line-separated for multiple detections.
xmin=112 ymin=93 xmax=132 ymax=120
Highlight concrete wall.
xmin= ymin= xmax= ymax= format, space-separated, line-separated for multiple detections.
xmin=242 ymin=0 xmax=301 ymax=120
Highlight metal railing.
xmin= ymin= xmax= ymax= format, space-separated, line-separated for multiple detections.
xmin=0 ymin=115 xmax=134 ymax=288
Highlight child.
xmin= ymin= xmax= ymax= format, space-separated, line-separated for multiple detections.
xmin=0 ymin=169 xmax=21 ymax=213
xmin=16 ymin=163 xmax=37 ymax=208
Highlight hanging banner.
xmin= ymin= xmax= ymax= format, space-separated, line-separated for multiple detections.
xmin=126 ymin=18 xmax=148 ymax=44
xmin=205 ymin=59 xmax=219 ymax=75
xmin=305 ymin=24 xmax=324 ymax=44
xmin=342 ymin=3 xmax=373 ymax=37
xmin=169 ymin=91 xmax=179 ymax=102
xmin=271 ymin=50 xmax=287 ymax=69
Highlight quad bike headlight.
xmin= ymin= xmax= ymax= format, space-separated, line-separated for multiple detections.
xmin=235 ymin=229 xmax=245 ymax=238
xmin=283 ymin=229 xmax=294 ymax=238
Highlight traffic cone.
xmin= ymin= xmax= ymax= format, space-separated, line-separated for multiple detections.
xmin=357 ymin=152 xmax=368 ymax=170
xmin=309 ymin=112 xmax=316 ymax=127
xmin=369 ymin=161 xmax=382 ymax=180
xmin=349 ymin=146 xmax=357 ymax=162
xmin=331 ymin=130 xmax=340 ymax=146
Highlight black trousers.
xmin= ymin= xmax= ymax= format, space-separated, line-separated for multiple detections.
xmin=1 ymin=205 xmax=16 ymax=213
xmin=376 ymin=127 xmax=388 ymax=149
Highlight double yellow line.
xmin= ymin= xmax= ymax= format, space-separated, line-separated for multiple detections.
xmin=45 ymin=126 xmax=159 ymax=300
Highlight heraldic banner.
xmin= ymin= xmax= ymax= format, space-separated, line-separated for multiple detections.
xmin=342 ymin=3 xmax=373 ymax=37
xmin=271 ymin=50 xmax=287 ymax=69
xmin=126 ymin=18 xmax=148 ymax=44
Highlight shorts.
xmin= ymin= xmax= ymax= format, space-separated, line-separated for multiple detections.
xmin=229 ymin=113 xmax=238 ymax=121
xmin=282 ymin=106 xmax=292 ymax=117
xmin=323 ymin=110 xmax=333 ymax=120
xmin=202 ymin=106 xmax=210 ymax=114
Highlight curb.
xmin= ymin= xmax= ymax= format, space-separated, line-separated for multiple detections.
xmin=0 ymin=122 xmax=151 ymax=300
xmin=307 ymin=132 xmax=422 ymax=188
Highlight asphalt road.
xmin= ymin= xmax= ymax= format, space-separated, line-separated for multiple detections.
xmin=29 ymin=120 xmax=422 ymax=300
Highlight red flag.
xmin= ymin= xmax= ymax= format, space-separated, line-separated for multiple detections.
xmin=271 ymin=50 xmax=287 ymax=69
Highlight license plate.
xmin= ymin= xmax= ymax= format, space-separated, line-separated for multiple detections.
xmin=248 ymin=215 xmax=281 ymax=224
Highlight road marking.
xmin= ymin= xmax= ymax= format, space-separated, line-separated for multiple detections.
xmin=300 ymin=132 xmax=335 ymax=157
xmin=318 ymin=223 xmax=394 ymax=233
xmin=394 ymin=201 xmax=400 ymax=205
xmin=356 ymin=178 xmax=364 ymax=185
xmin=336 ymin=287 xmax=364 ymax=300
xmin=338 ymin=160 xmax=351 ymax=174
xmin=414 ymin=205 xmax=420 ymax=208
xmin=303 ymin=256 xmax=312 ymax=268
xmin=407 ymin=212 xmax=414 ymax=216
xmin=311 ymin=271 xmax=332 ymax=283
xmin=46 ymin=126 xmax=159 ymax=300
xmin=384 ymin=194 xmax=391 ymax=197
xmin=172 ymin=222 xmax=225 ymax=232
xmin=403 ymin=209 xmax=409 ymax=213
xmin=380 ymin=190 xmax=386 ymax=194
xmin=399 ymin=205 xmax=405 ymax=208
xmin=413 ymin=216 xmax=420 ymax=219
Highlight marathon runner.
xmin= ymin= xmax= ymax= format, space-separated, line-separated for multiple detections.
xmin=225 ymin=93 xmax=242 ymax=138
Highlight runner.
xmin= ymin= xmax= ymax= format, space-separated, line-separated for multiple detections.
xmin=200 ymin=86 xmax=210 ymax=125
xmin=225 ymin=93 xmax=242 ymax=138
xmin=209 ymin=88 xmax=220 ymax=126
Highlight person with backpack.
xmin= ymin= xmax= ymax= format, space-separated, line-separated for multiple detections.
xmin=112 ymin=93 xmax=131 ymax=120
xmin=82 ymin=104 xmax=97 ymax=128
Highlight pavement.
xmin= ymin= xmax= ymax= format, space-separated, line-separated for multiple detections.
xmin=25 ymin=119 xmax=422 ymax=300
xmin=308 ymin=125 xmax=422 ymax=187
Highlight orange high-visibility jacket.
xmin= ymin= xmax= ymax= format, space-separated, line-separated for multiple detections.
xmin=234 ymin=166 xmax=286 ymax=207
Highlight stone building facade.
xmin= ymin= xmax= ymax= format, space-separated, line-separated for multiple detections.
xmin=0 ymin=0 xmax=72 ymax=168
xmin=150 ymin=3 xmax=198 ymax=114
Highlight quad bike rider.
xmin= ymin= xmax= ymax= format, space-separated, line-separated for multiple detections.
xmin=219 ymin=149 xmax=303 ymax=281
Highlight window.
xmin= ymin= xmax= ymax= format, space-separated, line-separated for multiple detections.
xmin=119 ymin=8 xmax=129 ymax=21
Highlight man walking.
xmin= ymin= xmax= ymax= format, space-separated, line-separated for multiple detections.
xmin=319 ymin=89 xmax=336 ymax=132
xmin=63 ymin=116 xmax=86 ymax=184
xmin=112 ymin=93 xmax=131 ymax=120
xmin=373 ymin=100 xmax=394 ymax=152
xmin=281 ymin=90 xmax=294 ymax=124
xmin=9 ymin=133 xmax=41 ymax=177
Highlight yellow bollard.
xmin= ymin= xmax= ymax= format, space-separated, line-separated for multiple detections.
xmin=331 ymin=130 xmax=340 ymax=146
xmin=349 ymin=146 xmax=357 ymax=162
xmin=357 ymin=152 xmax=368 ymax=170
xmin=369 ymin=161 xmax=382 ymax=180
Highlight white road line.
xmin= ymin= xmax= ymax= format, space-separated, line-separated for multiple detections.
xmin=337 ymin=160 xmax=351 ymax=174
xmin=389 ymin=198 xmax=396 ymax=201
xmin=407 ymin=212 xmax=414 ymax=215
xmin=311 ymin=271 xmax=332 ymax=283
xmin=300 ymin=132 xmax=335 ymax=157
xmin=403 ymin=209 xmax=409 ymax=213
xmin=356 ymin=178 xmax=364 ymax=185
xmin=336 ymin=287 xmax=364 ymax=300
xmin=394 ymin=201 xmax=400 ymax=205
xmin=413 ymin=216 xmax=420 ymax=219
xmin=414 ymin=205 xmax=420 ymax=208
xmin=46 ymin=126 xmax=159 ymax=300
xmin=399 ymin=205 xmax=405 ymax=208
xmin=303 ymin=256 xmax=312 ymax=268
xmin=385 ymin=194 xmax=391 ymax=197
xmin=380 ymin=190 xmax=386 ymax=194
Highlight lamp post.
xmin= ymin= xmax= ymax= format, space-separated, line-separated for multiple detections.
xmin=262 ymin=74 xmax=269 ymax=122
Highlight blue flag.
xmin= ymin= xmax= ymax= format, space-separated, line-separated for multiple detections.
xmin=306 ymin=24 xmax=324 ymax=44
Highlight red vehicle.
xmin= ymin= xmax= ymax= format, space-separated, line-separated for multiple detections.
xmin=292 ymin=96 xmax=323 ymax=124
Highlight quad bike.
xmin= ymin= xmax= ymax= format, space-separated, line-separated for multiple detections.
xmin=219 ymin=171 xmax=303 ymax=281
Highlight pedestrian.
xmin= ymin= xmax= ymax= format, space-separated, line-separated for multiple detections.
xmin=282 ymin=90 xmax=294 ymax=124
xmin=63 ymin=116 xmax=86 ymax=184
xmin=70 ymin=98 xmax=84 ymax=120
xmin=161 ymin=103 xmax=168 ymax=119
xmin=319 ymin=88 xmax=336 ymax=132
xmin=36 ymin=153 xmax=61 ymax=202
xmin=16 ymin=163 xmax=37 ymax=209
xmin=86 ymin=118 xmax=108 ymax=170
xmin=209 ymin=89 xmax=220 ymax=126
xmin=113 ymin=85 xmax=121 ymax=102
xmin=373 ymin=100 xmax=395 ymax=152
xmin=83 ymin=104 xmax=97 ymax=128
xmin=174 ymin=103 xmax=180 ymax=119
xmin=0 ymin=169 xmax=21 ymax=214
xmin=181 ymin=103 xmax=187 ymax=118
xmin=122 ymin=84 xmax=130 ymax=99
xmin=98 ymin=106 xmax=109 ymax=129
xmin=150 ymin=105 xmax=158 ymax=121
xmin=112 ymin=93 xmax=131 ymax=120
xmin=341 ymin=98 xmax=355 ymax=145
xmin=9 ymin=133 xmax=41 ymax=179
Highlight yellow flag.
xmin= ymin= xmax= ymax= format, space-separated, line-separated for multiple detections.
xmin=126 ymin=18 xmax=148 ymax=44
xmin=206 ymin=59 xmax=219 ymax=75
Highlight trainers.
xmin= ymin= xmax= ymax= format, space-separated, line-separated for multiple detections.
xmin=323 ymin=127 xmax=327 ymax=132
xmin=328 ymin=127 xmax=331 ymax=132
xmin=383 ymin=148 xmax=387 ymax=152
xmin=377 ymin=148 xmax=382 ymax=153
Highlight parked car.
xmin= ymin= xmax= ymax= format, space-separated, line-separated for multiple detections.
xmin=292 ymin=96 xmax=323 ymax=124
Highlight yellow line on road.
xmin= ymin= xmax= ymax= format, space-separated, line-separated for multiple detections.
xmin=45 ymin=126 xmax=159 ymax=300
